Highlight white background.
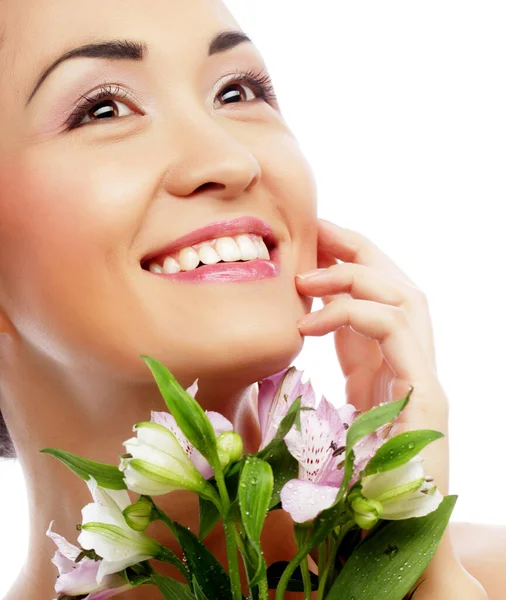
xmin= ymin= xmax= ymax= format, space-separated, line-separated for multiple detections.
xmin=1 ymin=1 xmax=505 ymax=596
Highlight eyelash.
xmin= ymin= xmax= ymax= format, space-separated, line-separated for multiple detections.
xmin=65 ymin=68 xmax=278 ymax=130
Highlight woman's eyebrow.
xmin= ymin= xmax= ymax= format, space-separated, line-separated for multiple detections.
xmin=25 ymin=30 xmax=252 ymax=107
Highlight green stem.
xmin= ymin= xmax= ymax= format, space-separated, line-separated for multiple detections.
xmin=257 ymin=577 xmax=269 ymax=600
xmin=294 ymin=525 xmax=312 ymax=600
xmin=214 ymin=464 xmax=243 ymax=600
xmin=317 ymin=541 xmax=327 ymax=586
xmin=274 ymin=544 xmax=311 ymax=600
xmin=317 ymin=521 xmax=355 ymax=598
xmin=317 ymin=535 xmax=336 ymax=600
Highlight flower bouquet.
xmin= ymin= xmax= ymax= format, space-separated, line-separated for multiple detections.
xmin=42 ymin=356 xmax=456 ymax=600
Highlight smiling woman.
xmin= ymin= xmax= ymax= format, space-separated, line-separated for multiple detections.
xmin=0 ymin=1 xmax=502 ymax=599
xmin=0 ymin=0 xmax=317 ymax=597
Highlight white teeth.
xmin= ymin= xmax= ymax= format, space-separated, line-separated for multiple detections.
xmin=149 ymin=263 xmax=164 ymax=274
xmin=146 ymin=232 xmax=272 ymax=273
xmin=258 ymin=239 xmax=270 ymax=260
xmin=179 ymin=247 xmax=200 ymax=271
xmin=198 ymin=245 xmax=220 ymax=265
xmin=215 ymin=237 xmax=242 ymax=262
xmin=162 ymin=256 xmax=181 ymax=274
xmin=235 ymin=234 xmax=258 ymax=260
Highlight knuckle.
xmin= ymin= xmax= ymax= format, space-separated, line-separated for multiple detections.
xmin=389 ymin=306 xmax=409 ymax=327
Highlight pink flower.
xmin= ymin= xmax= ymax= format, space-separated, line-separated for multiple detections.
xmin=257 ymin=366 xmax=316 ymax=449
xmin=276 ymin=385 xmax=387 ymax=523
xmin=150 ymin=378 xmax=234 ymax=480
xmin=47 ymin=521 xmax=134 ymax=600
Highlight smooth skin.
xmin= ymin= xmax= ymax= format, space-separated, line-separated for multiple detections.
xmin=0 ymin=0 xmax=502 ymax=598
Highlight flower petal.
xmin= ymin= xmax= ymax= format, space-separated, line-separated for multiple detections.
xmin=96 ymin=556 xmax=151 ymax=586
xmin=280 ymin=479 xmax=338 ymax=523
xmin=361 ymin=456 xmax=424 ymax=500
xmin=382 ymin=486 xmax=444 ymax=519
xmin=46 ymin=521 xmax=81 ymax=563
xmin=258 ymin=367 xmax=316 ymax=449
xmin=86 ymin=477 xmax=131 ymax=513
xmin=54 ymin=560 xmax=102 ymax=595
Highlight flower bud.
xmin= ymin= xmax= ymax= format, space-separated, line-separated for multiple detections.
xmin=351 ymin=495 xmax=383 ymax=530
xmin=122 ymin=496 xmax=155 ymax=532
xmin=216 ymin=431 xmax=243 ymax=469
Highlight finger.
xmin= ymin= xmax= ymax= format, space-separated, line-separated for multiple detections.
xmin=296 ymin=263 xmax=423 ymax=308
xmin=297 ymin=263 xmax=437 ymax=370
xmin=317 ymin=219 xmax=418 ymax=287
xmin=297 ymin=296 xmax=435 ymax=385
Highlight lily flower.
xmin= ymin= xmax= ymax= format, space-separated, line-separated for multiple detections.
xmin=47 ymin=521 xmax=134 ymax=600
xmin=78 ymin=477 xmax=161 ymax=584
xmin=280 ymin=395 xmax=387 ymax=523
xmin=257 ymin=366 xmax=316 ymax=449
xmin=149 ymin=377 xmax=234 ymax=480
xmin=359 ymin=456 xmax=443 ymax=520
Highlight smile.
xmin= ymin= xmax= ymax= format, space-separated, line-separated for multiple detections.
xmin=141 ymin=216 xmax=280 ymax=283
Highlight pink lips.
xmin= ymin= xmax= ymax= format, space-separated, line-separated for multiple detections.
xmin=142 ymin=216 xmax=280 ymax=283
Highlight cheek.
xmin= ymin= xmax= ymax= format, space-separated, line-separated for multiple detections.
xmin=260 ymin=133 xmax=319 ymax=270
xmin=0 ymin=149 xmax=142 ymax=364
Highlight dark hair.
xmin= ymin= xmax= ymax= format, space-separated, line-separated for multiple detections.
xmin=0 ymin=409 xmax=16 ymax=458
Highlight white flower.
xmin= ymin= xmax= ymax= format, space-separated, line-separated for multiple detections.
xmin=78 ymin=477 xmax=160 ymax=584
xmin=119 ymin=421 xmax=208 ymax=496
xmin=46 ymin=521 xmax=134 ymax=599
xmin=361 ymin=456 xmax=443 ymax=520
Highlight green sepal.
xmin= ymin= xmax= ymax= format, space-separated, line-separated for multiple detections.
xmin=151 ymin=573 xmax=196 ymax=600
xmin=40 ymin=448 xmax=127 ymax=490
xmin=364 ymin=429 xmax=444 ymax=476
xmin=139 ymin=356 xmax=220 ymax=472
xmin=325 ymin=495 xmax=458 ymax=600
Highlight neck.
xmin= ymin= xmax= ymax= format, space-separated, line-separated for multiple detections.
xmin=1 ymin=342 xmax=264 ymax=599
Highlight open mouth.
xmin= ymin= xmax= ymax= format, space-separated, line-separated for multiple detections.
xmin=141 ymin=233 xmax=277 ymax=275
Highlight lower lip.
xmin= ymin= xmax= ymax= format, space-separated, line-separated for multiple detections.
xmin=145 ymin=248 xmax=280 ymax=283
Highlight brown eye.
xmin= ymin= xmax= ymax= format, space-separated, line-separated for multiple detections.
xmin=215 ymin=82 xmax=257 ymax=106
xmin=79 ymin=99 xmax=133 ymax=125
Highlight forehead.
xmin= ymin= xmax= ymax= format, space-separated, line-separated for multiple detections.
xmin=0 ymin=0 xmax=240 ymax=98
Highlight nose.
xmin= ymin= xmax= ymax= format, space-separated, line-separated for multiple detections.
xmin=160 ymin=110 xmax=262 ymax=200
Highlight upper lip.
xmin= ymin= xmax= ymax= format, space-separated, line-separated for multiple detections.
xmin=141 ymin=216 xmax=278 ymax=264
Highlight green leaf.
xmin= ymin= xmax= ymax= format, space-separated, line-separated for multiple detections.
xmin=256 ymin=397 xmax=304 ymax=461
xmin=269 ymin=449 xmax=299 ymax=510
xmin=266 ymin=561 xmax=319 ymax=591
xmin=239 ymin=457 xmax=273 ymax=541
xmin=337 ymin=388 xmax=413 ymax=504
xmin=239 ymin=457 xmax=273 ymax=587
xmin=192 ymin=575 xmax=210 ymax=600
xmin=364 ymin=430 xmax=444 ymax=476
xmin=140 ymin=356 xmax=220 ymax=467
xmin=199 ymin=496 xmax=221 ymax=540
xmin=173 ymin=521 xmax=234 ymax=600
xmin=325 ymin=495 xmax=458 ymax=600
xmin=151 ymin=573 xmax=196 ymax=600
xmin=40 ymin=448 xmax=127 ymax=490
xmin=308 ymin=501 xmax=353 ymax=551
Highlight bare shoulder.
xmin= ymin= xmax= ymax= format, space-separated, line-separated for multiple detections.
xmin=449 ymin=521 xmax=506 ymax=599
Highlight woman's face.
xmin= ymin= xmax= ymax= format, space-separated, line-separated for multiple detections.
xmin=0 ymin=0 xmax=318 ymax=386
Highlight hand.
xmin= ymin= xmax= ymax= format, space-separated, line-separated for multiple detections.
xmin=295 ymin=218 xmax=467 ymax=595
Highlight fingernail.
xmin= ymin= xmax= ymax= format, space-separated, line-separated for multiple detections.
xmin=296 ymin=268 xmax=326 ymax=281
xmin=297 ymin=312 xmax=318 ymax=327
